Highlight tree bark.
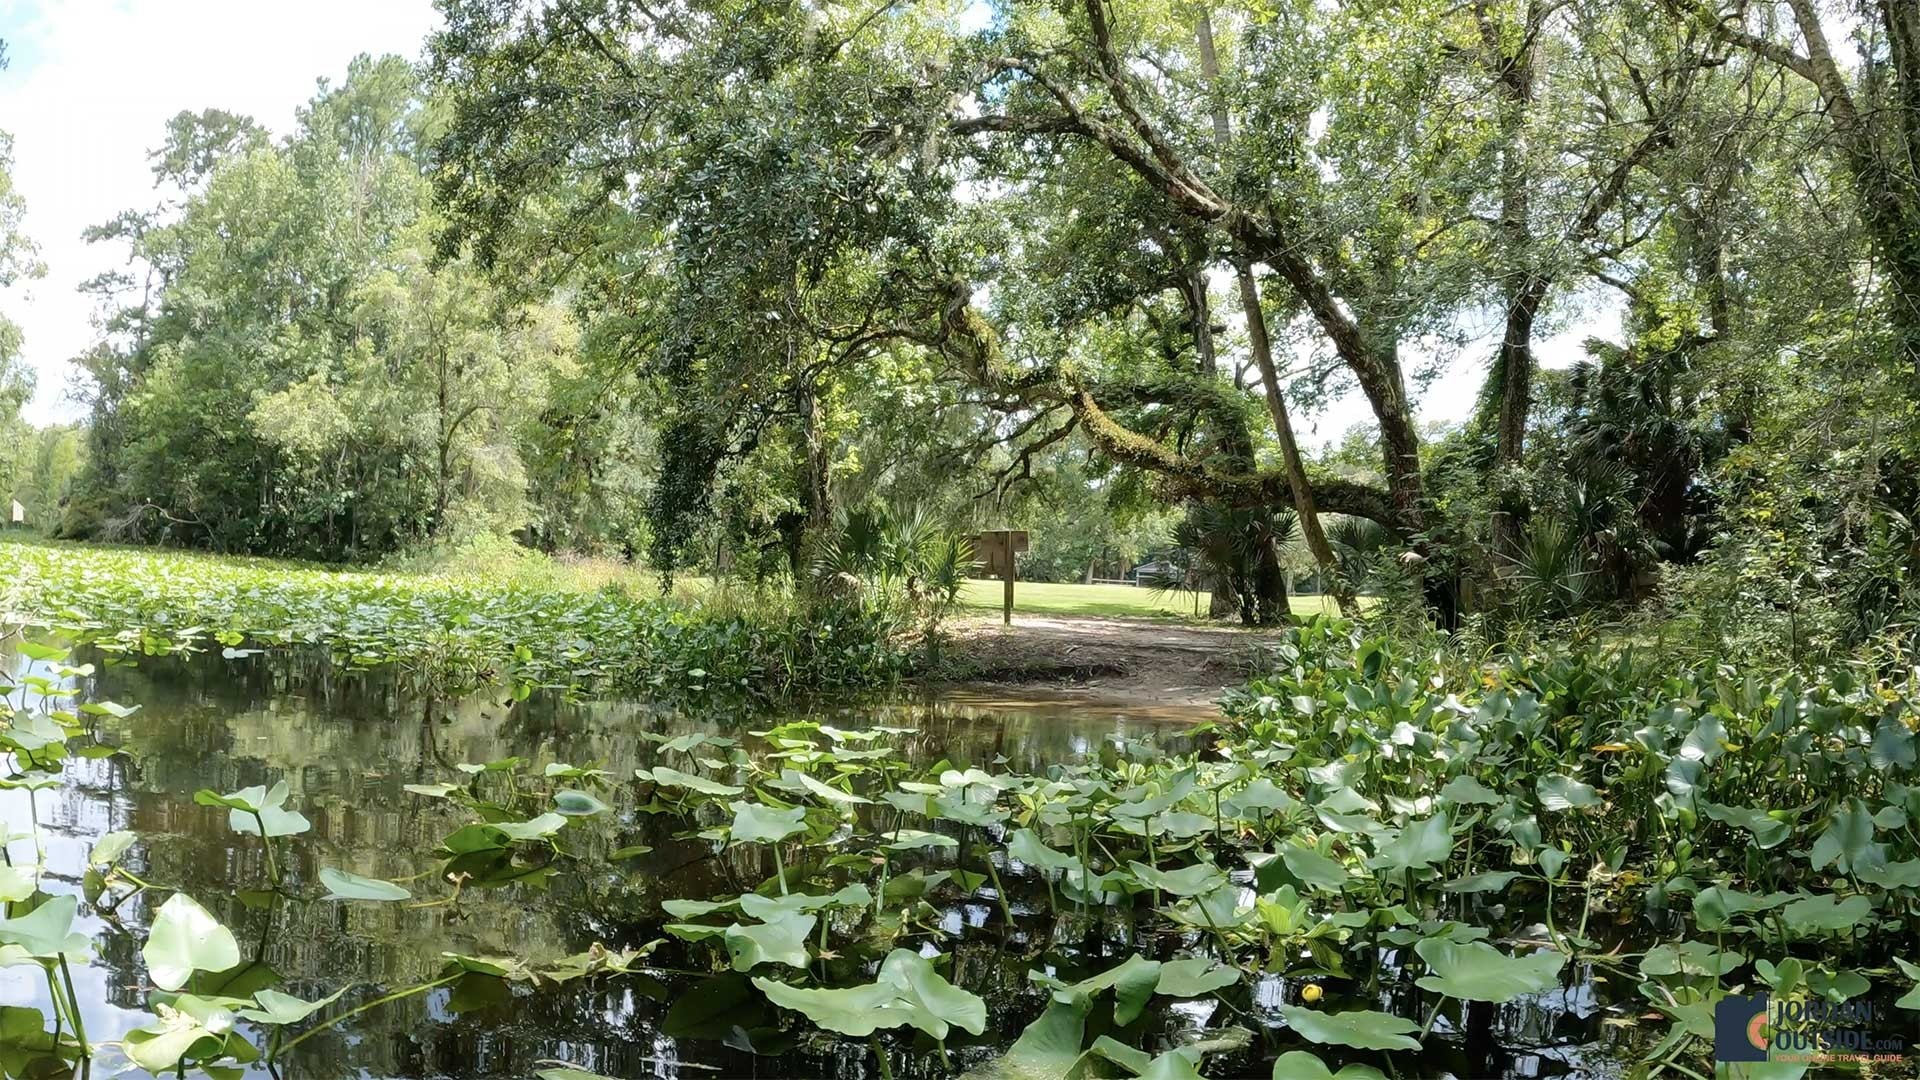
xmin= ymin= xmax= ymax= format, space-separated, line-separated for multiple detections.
xmin=921 ymin=286 xmax=1404 ymax=529
xmin=794 ymin=373 xmax=833 ymax=586
xmin=1195 ymin=7 xmax=1357 ymax=617
xmin=1477 ymin=0 xmax=1540 ymax=563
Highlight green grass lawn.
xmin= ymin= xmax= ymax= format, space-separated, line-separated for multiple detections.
xmin=955 ymin=578 xmax=1343 ymax=621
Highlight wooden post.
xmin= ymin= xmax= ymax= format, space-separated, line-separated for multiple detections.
xmin=1002 ymin=549 xmax=1016 ymax=625
xmin=969 ymin=529 xmax=1029 ymax=627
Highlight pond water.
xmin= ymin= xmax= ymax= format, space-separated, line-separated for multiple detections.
xmin=0 ymin=642 xmax=1642 ymax=1079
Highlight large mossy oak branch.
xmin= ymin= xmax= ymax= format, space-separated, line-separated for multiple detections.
xmin=919 ymin=279 xmax=1402 ymax=534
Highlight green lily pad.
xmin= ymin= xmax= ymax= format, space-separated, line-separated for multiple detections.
xmin=1535 ymin=774 xmax=1600 ymax=812
xmin=1128 ymin=860 xmax=1228 ymax=897
xmin=1700 ymin=802 xmax=1791 ymax=849
xmin=196 ymin=781 xmax=311 ymax=837
xmin=1441 ymin=871 xmax=1520 ymax=894
xmin=1893 ymin=958 xmax=1920 ymax=1009
xmin=1368 ymin=814 xmax=1452 ymax=872
xmin=552 ymin=790 xmax=610 ymax=817
xmin=143 ymin=893 xmax=242 ymax=992
xmin=1438 ymin=776 xmax=1502 ymax=806
xmin=1414 ymin=939 xmax=1565 ymax=1003
xmin=1278 ymin=1004 xmax=1421 ymax=1051
xmin=1038 ymin=954 xmax=1162 ymax=1024
xmin=1282 ymin=845 xmax=1351 ymax=893
xmin=738 ymin=884 xmax=871 ymax=921
xmin=88 ymin=830 xmax=137 ymax=869
xmin=1008 ymin=828 xmax=1080 ymax=873
xmin=730 ymin=801 xmax=807 ymax=844
xmin=1270 ymin=1051 xmax=1391 ymax=1080
xmin=318 ymin=867 xmax=412 ymax=902
xmin=783 ymin=769 xmax=871 ymax=805
xmin=753 ymin=948 xmax=985 ymax=1039
xmin=493 ymin=813 xmax=568 ymax=841
xmin=0 ymin=865 xmax=35 ymax=904
xmin=238 ymin=986 xmax=350 ymax=1024
xmin=404 ymin=782 xmax=462 ymax=799
xmin=724 ymin=912 xmax=815 ymax=971
xmin=638 ymin=766 xmax=744 ymax=796
xmin=1779 ymin=893 xmax=1874 ymax=936
xmin=1155 ymin=957 xmax=1240 ymax=997
xmin=0 ymin=895 xmax=90 ymax=960
xmin=884 ymin=829 xmax=959 ymax=851
xmin=123 ymin=994 xmax=240 ymax=1072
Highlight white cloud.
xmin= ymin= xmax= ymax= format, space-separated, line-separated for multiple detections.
xmin=0 ymin=0 xmax=442 ymax=426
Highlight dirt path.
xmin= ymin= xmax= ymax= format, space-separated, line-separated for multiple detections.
xmin=937 ymin=613 xmax=1282 ymax=708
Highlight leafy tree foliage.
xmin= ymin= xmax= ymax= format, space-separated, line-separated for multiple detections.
xmin=63 ymin=57 xmax=608 ymax=559
xmin=0 ymin=39 xmax=47 ymax=510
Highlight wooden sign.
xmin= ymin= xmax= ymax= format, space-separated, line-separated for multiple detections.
xmin=9 ymin=500 xmax=21 ymax=525
xmin=970 ymin=529 xmax=1029 ymax=625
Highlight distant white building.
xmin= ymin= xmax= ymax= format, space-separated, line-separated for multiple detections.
xmin=10 ymin=500 xmax=23 ymax=524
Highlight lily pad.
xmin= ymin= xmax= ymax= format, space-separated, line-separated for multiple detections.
xmin=724 ymin=912 xmax=815 ymax=971
xmin=553 ymin=790 xmax=610 ymax=817
xmin=1367 ymin=815 xmax=1451 ymax=872
xmin=319 ymin=867 xmax=412 ymax=902
xmin=143 ymin=893 xmax=242 ymax=992
xmin=1414 ymin=939 xmax=1565 ymax=1003
xmin=1441 ymin=871 xmax=1520 ymax=894
xmin=238 ymin=986 xmax=350 ymax=1024
xmin=1128 ymin=860 xmax=1228 ymax=897
xmin=783 ymin=769 xmax=871 ymax=805
xmin=197 ymin=781 xmax=311 ymax=838
xmin=753 ymin=948 xmax=985 ymax=1039
xmin=1278 ymin=1004 xmax=1421 ymax=1051
xmin=638 ymin=766 xmax=744 ymax=796
xmin=0 ymin=895 xmax=90 ymax=960
xmin=1281 ymin=845 xmax=1351 ymax=893
xmin=1270 ymin=1051 xmax=1391 ymax=1080
xmin=1155 ymin=957 xmax=1240 ymax=997
xmin=730 ymin=801 xmax=807 ymax=845
xmin=1536 ymin=774 xmax=1600 ymax=812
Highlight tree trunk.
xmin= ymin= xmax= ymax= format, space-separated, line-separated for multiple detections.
xmin=794 ymin=374 xmax=833 ymax=588
xmin=1237 ymin=263 xmax=1358 ymax=617
xmin=1209 ymin=571 xmax=1239 ymax=620
xmin=1186 ymin=268 xmax=1217 ymax=377
xmin=1480 ymin=2 xmax=1540 ymax=563
xmin=1195 ymin=7 xmax=1357 ymax=618
xmin=1885 ymin=0 xmax=1920 ymax=376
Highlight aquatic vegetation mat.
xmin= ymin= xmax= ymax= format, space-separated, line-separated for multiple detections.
xmin=0 ymin=618 xmax=1915 ymax=1077
xmin=0 ymin=539 xmax=905 ymax=699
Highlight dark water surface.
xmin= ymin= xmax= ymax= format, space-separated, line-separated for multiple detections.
xmin=0 ymin=643 xmax=1637 ymax=1079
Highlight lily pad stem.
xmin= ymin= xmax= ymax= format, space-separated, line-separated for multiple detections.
xmin=275 ymin=974 xmax=460 ymax=1060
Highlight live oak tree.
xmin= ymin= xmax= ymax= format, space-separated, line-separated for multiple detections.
xmin=421 ymin=0 xmax=1914 ymax=621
